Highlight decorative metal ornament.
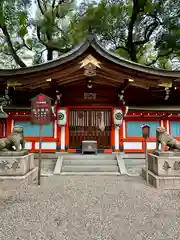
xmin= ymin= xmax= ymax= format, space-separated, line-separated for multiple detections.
xmin=79 ymin=54 xmax=101 ymax=77
xmin=87 ymin=83 xmax=93 ymax=88
xmin=84 ymin=63 xmax=96 ymax=76
xmin=55 ymin=90 xmax=62 ymax=105
xmin=164 ymin=87 xmax=170 ymax=101
xmin=163 ymin=161 xmax=171 ymax=171
xmin=79 ymin=54 xmax=101 ymax=69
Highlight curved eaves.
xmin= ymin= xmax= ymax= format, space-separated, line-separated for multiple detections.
xmin=0 ymin=34 xmax=180 ymax=78
xmin=91 ymin=39 xmax=180 ymax=78
xmin=0 ymin=38 xmax=91 ymax=76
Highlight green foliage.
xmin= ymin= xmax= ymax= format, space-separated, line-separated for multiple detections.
xmin=0 ymin=0 xmax=32 ymax=67
xmin=35 ymin=0 xmax=75 ymax=60
xmin=0 ymin=0 xmax=179 ymax=69
xmin=26 ymin=38 xmax=33 ymax=49
xmin=68 ymin=0 xmax=180 ymax=69
xmin=114 ymin=48 xmax=130 ymax=60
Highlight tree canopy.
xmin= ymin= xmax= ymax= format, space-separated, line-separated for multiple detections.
xmin=0 ymin=0 xmax=179 ymax=69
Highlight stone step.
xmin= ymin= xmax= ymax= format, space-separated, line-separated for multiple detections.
xmin=63 ymin=154 xmax=116 ymax=160
xmin=124 ymin=159 xmax=145 ymax=166
xmin=34 ymin=153 xmax=57 ymax=159
xmin=61 ymin=165 xmax=119 ymax=172
xmin=60 ymin=172 xmax=121 ymax=176
xmin=124 ymin=153 xmax=145 ymax=159
xmin=63 ymin=160 xmax=117 ymax=165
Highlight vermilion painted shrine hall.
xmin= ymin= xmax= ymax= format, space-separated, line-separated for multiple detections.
xmin=0 ymin=35 xmax=180 ymax=153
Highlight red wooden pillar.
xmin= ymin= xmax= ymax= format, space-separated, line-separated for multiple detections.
xmin=56 ymin=124 xmax=61 ymax=152
xmin=119 ymin=120 xmax=124 ymax=151
xmin=65 ymin=107 xmax=69 ymax=151
xmin=6 ymin=118 xmax=12 ymax=136
xmin=0 ymin=121 xmax=3 ymax=137
xmin=111 ymin=107 xmax=115 ymax=151
xmin=55 ymin=106 xmax=62 ymax=152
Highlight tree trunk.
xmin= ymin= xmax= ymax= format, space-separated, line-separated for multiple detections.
xmin=1 ymin=25 xmax=27 ymax=68
xmin=47 ymin=48 xmax=53 ymax=61
xmin=126 ymin=0 xmax=139 ymax=62
xmin=129 ymin=44 xmax=137 ymax=62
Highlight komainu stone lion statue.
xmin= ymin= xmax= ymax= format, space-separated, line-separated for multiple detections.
xmin=0 ymin=125 xmax=25 ymax=152
xmin=156 ymin=127 xmax=180 ymax=151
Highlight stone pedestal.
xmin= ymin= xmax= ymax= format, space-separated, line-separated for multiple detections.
xmin=142 ymin=168 xmax=180 ymax=189
xmin=148 ymin=152 xmax=180 ymax=176
xmin=0 ymin=153 xmax=37 ymax=186
xmin=0 ymin=153 xmax=35 ymax=176
xmin=142 ymin=152 xmax=180 ymax=189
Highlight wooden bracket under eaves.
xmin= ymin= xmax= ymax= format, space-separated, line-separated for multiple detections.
xmin=158 ymin=81 xmax=172 ymax=88
xmin=7 ymin=81 xmax=22 ymax=88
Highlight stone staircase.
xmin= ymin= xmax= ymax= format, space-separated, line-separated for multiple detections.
xmin=54 ymin=154 xmax=120 ymax=175
xmin=34 ymin=153 xmax=58 ymax=176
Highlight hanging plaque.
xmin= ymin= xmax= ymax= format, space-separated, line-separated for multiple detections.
xmin=84 ymin=93 xmax=96 ymax=100
xmin=30 ymin=93 xmax=52 ymax=125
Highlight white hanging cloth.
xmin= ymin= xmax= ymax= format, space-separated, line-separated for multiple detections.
xmin=99 ymin=111 xmax=105 ymax=132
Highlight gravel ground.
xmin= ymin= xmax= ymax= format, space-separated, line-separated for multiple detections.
xmin=0 ymin=175 xmax=180 ymax=240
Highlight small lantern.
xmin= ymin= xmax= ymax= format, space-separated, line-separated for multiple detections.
xmin=141 ymin=124 xmax=150 ymax=139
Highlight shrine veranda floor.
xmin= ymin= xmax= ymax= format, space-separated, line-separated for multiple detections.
xmin=0 ymin=174 xmax=180 ymax=240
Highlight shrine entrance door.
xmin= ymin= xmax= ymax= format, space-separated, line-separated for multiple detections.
xmin=69 ymin=108 xmax=112 ymax=149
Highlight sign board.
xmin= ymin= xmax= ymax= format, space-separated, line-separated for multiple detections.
xmin=84 ymin=93 xmax=96 ymax=100
xmin=30 ymin=93 xmax=52 ymax=185
xmin=30 ymin=93 xmax=51 ymax=125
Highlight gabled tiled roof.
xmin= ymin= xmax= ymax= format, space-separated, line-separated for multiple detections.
xmin=0 ymin=34 xmax=179 ymax=78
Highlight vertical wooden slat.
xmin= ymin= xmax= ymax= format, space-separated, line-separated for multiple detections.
xmin=69 ymin=108 xmax=112 ymax=149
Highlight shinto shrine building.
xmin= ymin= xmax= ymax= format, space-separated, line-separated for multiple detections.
xmin=0 ymin=35 xmax=180 ymax=153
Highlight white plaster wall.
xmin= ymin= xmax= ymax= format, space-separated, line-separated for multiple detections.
xmin=123 ymin=142 xmax=142 ymax=150
xmin=35 ymin=142 xmax=56 ymax=150
xmin=25 ymin=142 xmax=32 ymax=150
xmin=18 ymin=142 xmax=32 ymax=150
xmin=147 ymin=142 xmax=156 ymax=149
